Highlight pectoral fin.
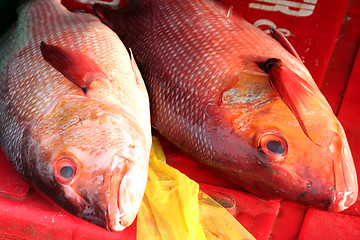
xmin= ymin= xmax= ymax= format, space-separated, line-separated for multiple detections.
xmin=40 ymin=42 xmax=106 ymax=93
xmin=270 ymin=27 xmax=301 ymax=61
xmin=262 ymin=58 xmax=318 ymax=143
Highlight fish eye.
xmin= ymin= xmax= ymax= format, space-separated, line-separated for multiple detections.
xmin=54 ymin=157 xmax=77 ymax=184
xmin=258 ymin=133 xmax=288 ymax=161
xmin=60 ymin=166 xmax=74 ymax=179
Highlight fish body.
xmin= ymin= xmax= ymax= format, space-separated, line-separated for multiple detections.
xmin=67 ymin=0 xmax=358 ymax=211
xmin=0 ymin=0 xmax=151 ymax=231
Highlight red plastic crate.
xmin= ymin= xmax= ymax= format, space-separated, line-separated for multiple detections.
xmin=269 ymin=201 xmax=307 ymax=239
xmin=298 ymin=208 xmax=360 ymax=240
xmin=221 ymin=0 xmax=350 ymax=87
xmin=0 ymin=0 xmax=359 ymax=239
xmin=199 ymin=183 xmax=280 ymax=240
xmin=320 ymin=0 xmax=360 ymax=113
xmin=337 ymin=47 xmax=360 ymax=187
xmin=0 ymin=148 xmax=29 ymax=199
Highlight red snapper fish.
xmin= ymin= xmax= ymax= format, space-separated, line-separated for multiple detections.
xmin=63 ymin=0 xmax=358 ymax=211
xmin=0 ymin=0 xmax=151 ymax=231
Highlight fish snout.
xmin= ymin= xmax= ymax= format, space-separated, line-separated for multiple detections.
xmin=327 ymin=131 xmax=358 ymax=212
xmin=328 ymin=186 xmax=358 ymax=212
xmin=107 ymin=148 xmax=149 ymax=231
xmin=301 ymin=131 xmax=358 ymax=212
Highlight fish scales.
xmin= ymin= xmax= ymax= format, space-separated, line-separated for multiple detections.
xmin=101 ymin=0 xmax=301 ymax=161
xmin=72 ymin=0 xmax=357 ymax=211
xmin=0 ymin=0 xmax=151 ymax=231
xmin=98 ymin=2 xmax=285 ymax=158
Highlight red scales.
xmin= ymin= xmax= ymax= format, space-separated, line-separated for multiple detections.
xmin=0 ymin=0 xmax=360 ymax=239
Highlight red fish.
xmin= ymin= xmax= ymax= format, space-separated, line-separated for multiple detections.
xmin=64 ymin=0 xmax=358 ymax=211
xmin=0 ymin=0 xmax=151 ymax=231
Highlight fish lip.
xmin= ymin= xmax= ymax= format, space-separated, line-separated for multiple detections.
xmin=104 ymin=126 xmax=149 ymax=231
xmin=326 ymin=131 xmax=358 ymax=212
xmin=105 ymin=155 xmax=131 ymax=231
xmin=107 ymin=212 xmax=127 ymax=231
xmin=327 ymin=168 xmax=358 ymax=212
xmin=103 ymin=189 xmax=130 ymax=232
xmin=328 ymin=187 xmax=357 ymax=212
xmin=106 ymin=153 xmax=146 ymax=231
xmin=108 ymin=150 xmax=149 ymax=231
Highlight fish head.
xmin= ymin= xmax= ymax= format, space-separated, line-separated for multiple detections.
xmin=28 ymin=96 xmax=150 ymax=231
xmin=217 ymin=65 xmax=357 ymax=212
xmin=246 ymin=101 xmax=357 ymax=212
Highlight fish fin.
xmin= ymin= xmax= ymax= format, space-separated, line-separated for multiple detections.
xmin=262 ymin=58 xmax=320 ymax=144
xmin=270 ymin=27 xmax=302 ymax=61
xmin=61 ymin=0 xmax=127 ymax=13
xmin=61 ymin=0 xmax=94 ymax=13
xmin=129 ymin=48 xmax=143 ymax=85
xmin=94 ymin=1 xmax=133 ymax=29
xmin=93 ymin=0 xmax=128 ymax=8
xmin=93 ymin=4 xmax=114 ymax=30
xmin=40 ymin=42 xmax=106 ymax=93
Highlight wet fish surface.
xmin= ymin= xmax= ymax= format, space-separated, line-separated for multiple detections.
xmin=0 ymin=0 xmax=151 ymax=231
xmin=65 ymin=0 xmax=357 ymax=212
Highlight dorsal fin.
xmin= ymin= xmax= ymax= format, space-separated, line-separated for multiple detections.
xmin=270 ymin=27 xmax=302 ymax=61
xmin=93 ymin=4 xmax=115 ymax=31
xmin=61 ymin=0 xmax=127 ymax=13
xmin=262 ymin=58 xmax=319 ymax=144
xmin=40 ymin=42 xmax=106 ymax=93
xmin=129 ymin=48 xmax=143 ymax=85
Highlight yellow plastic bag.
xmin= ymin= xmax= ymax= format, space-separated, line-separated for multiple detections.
xmin=137 ymin=137 xmax=255 ymax=240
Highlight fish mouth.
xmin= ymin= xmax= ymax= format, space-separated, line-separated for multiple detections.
xmin=329 ymin=186 xmax=357 ymax=212
xmin=106 ymin=153 xmax=148 ymax=231
xmin=107 ymin=211 xmax=128 ymax=232
xmin=297 ymin=131 xmax=358 ymax=212
xmin=327 ymin=131 xmax=358 ymax=212
xmin=105 ymin=155 xmax=132 ymax=231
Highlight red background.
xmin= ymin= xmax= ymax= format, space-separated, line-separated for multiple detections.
xmin=0 ymin=0 xmax=359 ymax=239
